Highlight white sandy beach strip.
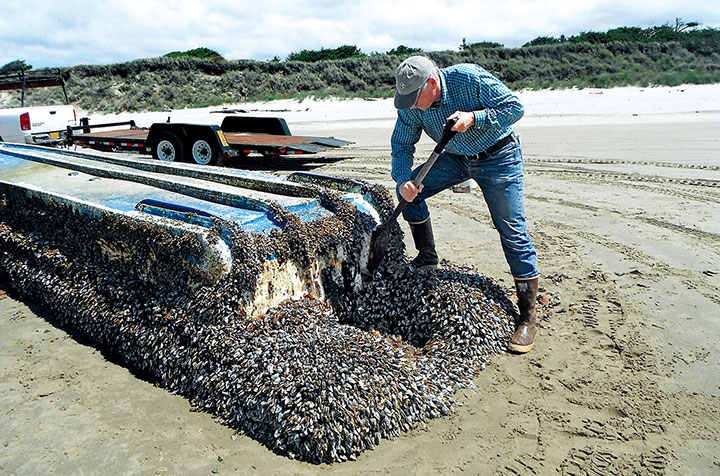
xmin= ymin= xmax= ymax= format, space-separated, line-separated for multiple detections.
xmin=81 ymin=83 xmax=720 ymax=130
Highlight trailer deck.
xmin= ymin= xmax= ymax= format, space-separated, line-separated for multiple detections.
xmin=68 ymin=116 xmax=352 ymax=165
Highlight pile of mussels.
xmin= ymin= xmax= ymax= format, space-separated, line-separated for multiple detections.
xmin=0 ymin=181 xmax=516 ymax=464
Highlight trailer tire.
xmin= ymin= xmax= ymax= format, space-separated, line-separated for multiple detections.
xmin=189 ymin=137 xmax=221 ymax=166
xmin=152 ymin=132 xmax=183 ymax=162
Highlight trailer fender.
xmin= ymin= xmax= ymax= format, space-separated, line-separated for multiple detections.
xmin=220 ymin=116 xmax=292 ymax=136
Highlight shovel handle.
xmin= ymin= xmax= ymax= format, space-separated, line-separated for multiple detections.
xmin=392 ymin=119 xmax=458 ymax=216
xmin=434 ymin=118 xmax=459 ymax=154
xmin=411 ymin=118 xmax=457 ymax=187
xmin=367 ymin=120 xmax=459 ymax=271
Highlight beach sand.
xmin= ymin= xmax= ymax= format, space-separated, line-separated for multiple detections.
xmin=1 ymin=85 xmax=719 ymax=474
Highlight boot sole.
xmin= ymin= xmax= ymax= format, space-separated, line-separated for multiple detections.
xmin=413 ymin=264 xmax=438 ymax=271
xmin=508 ymin=341 xmax=535 ymax=353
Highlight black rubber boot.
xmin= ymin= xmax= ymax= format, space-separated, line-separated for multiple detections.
xmin=508 ymin=277 xmax=539 ymax=353
xmin=409 ymin=219 xmax=439 ymax=271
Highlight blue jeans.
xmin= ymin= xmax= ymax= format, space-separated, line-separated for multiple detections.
xmin=397 ymin=137 xmax=539 ymax=279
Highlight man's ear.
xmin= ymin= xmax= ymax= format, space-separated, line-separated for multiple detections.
xmin=427 ymin=77 xmax=440 ymax=95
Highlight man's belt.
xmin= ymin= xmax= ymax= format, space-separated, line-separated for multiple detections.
xmin=465 ymin=134 xmax=515 ymax=160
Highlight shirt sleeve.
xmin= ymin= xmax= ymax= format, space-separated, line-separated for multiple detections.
xmin=390 ymin=111 xmax=423 ymax=184
xmin=473 ymin=69 xmax=524 ymax=131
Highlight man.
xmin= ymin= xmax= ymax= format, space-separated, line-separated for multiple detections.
xmin=391 ymin=55 xmax=539 ymax=353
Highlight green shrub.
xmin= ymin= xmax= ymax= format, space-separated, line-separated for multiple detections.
xmin=164 ymin=47 xmax=225 ymax=61
xmin=287 ymin=45 xmax=365 ymax=62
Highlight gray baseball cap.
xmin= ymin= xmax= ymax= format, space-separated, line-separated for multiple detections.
xmin=394 ymin=56 xmax=435 ymax=109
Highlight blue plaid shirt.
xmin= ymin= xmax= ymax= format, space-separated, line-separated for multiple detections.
xmin=391 ymin=63 xmax=524 ymax=184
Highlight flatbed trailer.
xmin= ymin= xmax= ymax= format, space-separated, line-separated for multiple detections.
xmin=67 ymin=116 xmax=352 ymax=166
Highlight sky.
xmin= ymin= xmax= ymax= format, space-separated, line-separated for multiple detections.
xmin=2 ymin=0 xmax=719 ymax=69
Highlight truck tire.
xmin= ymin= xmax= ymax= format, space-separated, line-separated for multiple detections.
xmin=152 ymin=132 xmax=183 ymax=162
xmin=188 ymin=137 xmax=221 ymax=166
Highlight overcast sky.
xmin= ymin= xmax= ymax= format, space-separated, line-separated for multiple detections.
xmin=2 ymin=0 xmax=719 ymax=69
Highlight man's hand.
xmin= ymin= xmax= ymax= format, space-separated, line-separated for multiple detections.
xmin=447 ymin=111 xmax=475 ymax=132
xmin=399 ymin=180 xmax=423 ymax=202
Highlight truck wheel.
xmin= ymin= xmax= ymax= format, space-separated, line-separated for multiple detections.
xmin=153 ymin=132 xmax=183 ymax=162
xmin=189 ymin=138 xmax=220 ymax=166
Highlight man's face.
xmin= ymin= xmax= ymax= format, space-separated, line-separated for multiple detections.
xmin=411 ymin=78 xmax=439 ymax=111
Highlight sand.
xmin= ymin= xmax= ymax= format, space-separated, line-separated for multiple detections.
xmin=2 ymin=84 xmax=720 ymax=475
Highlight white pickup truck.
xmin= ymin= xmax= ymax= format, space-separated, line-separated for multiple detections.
xmin=0 ymin=74 xmax=77 ymax=146
xmin=0 ymin=104 xmax=76 ymax=145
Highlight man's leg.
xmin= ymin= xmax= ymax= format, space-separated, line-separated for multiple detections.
xmin=399 ymin=152 xmax=469 ymax=269
xmin=470 ymin=141 xmax=539 ymax=352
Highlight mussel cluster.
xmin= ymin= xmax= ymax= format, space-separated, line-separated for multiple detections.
xmin=0 ymin=180 xmax=515 ymax=464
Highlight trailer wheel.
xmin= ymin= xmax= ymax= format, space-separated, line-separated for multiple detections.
xmin=189 ymin=138 xmax=220 ymax=166
xmin=153 ymin=132 xmax=183 ymax=162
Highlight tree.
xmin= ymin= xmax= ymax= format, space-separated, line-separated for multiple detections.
xmin=606 ymin=27 xmax=646 ymax=42
xmin=0 ymin=60 xmax=32 ymax=75
xmin=387 ymin=45 xmax=423 ymax=56
xmin=569 ymin=31 xmax=608 ymax=44
xmin=468 ymin=41 xmax=503 ymax=49
xmin=287 ymin=45 xmax=365 ymax=62
xmin=164 ymin=47 xmax=225 ymax=61
xmin=674 ymin=18 xmax=700 ymax=32
xmin=523 ymin=36 xmax=560 ymax=47
xmin=461 ymin=39 xmax=503 ymax=50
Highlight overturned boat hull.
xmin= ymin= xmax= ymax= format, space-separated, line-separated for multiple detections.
xmin=0 ymin=142 xmax=392 ymax=315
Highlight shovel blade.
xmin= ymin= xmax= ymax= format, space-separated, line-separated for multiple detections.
xmin=366 ymin=222 xmax=392 ymax=272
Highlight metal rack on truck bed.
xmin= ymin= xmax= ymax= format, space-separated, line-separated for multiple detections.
xmin=68 ymin=116 xmax=352 ymax=166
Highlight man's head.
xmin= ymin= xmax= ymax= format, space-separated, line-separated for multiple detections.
xmin=394 ymin=56 xmax=440 ymax=110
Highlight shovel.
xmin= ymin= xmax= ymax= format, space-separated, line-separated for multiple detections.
xmin=366 ymin=118 xmax=458 ymax=272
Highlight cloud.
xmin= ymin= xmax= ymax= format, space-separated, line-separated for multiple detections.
xmin=1 ymin=0 xmax=719 ymax=68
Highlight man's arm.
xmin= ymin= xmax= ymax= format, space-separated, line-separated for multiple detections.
xmin=390 ymin=111 xmax=422 ymax=185
xmin=472 ymin=68 xmax=524 ymax=130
